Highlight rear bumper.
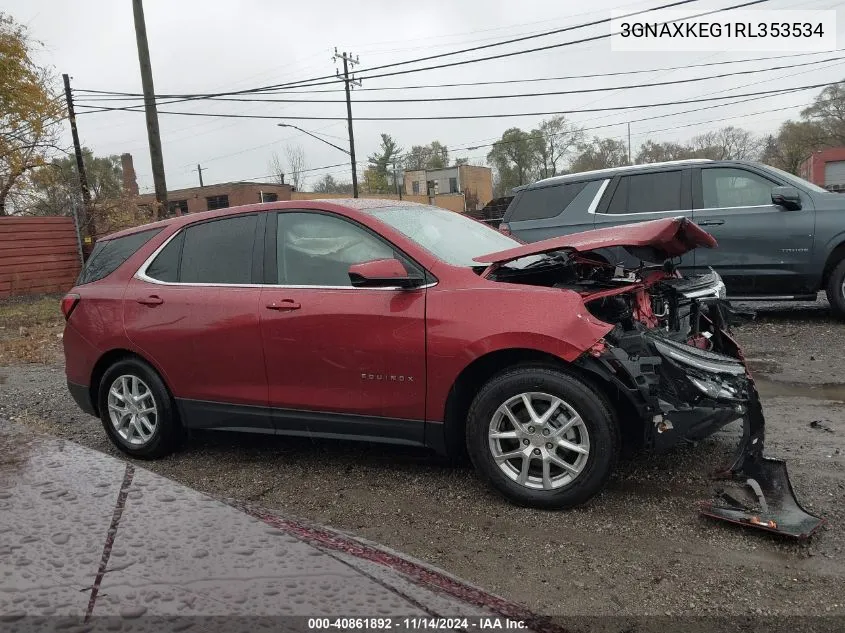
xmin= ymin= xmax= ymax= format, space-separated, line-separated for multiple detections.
xmin=67 ymin=380 xmax=96 ymax=416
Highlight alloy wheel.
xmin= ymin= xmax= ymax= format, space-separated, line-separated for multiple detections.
xmin=488 ymin=392 xmax=590 ymax=490
xmin=107 ymin=374 xmax=158 ymax=446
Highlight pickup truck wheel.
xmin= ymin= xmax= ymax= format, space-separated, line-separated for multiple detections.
xmin=98 ymin=358 xmax=179 ymax=459
xmin=826 ymin=259 xmax=845 ymax=321
xmin=466 ymin=366 xmax=618 ymax=509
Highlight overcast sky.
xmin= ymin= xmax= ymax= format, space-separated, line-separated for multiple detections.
xmin=7 ymin=0 xmax=845 ymax=192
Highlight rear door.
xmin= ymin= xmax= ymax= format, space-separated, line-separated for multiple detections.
xmin=124 ymin=213 xmax=271 ymax=431
xmin=591 ymin=168 xmax=694 ymax=271
xmin=503 ymin=179 xmax=606 ymax=242
xmin=691 ymin=165 xmax=816 ymax=295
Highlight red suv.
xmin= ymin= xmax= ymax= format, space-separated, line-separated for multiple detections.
xmin=62 ymin=199 xmax=760 ymax=510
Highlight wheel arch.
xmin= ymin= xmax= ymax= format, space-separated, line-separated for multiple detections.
xmin=439 ymin=347 xmax=642 ymax=459
xmin=89 ymin=348 xmax=175 ymax=418
xmin=821 ymin=240 xmax=845 ymax=289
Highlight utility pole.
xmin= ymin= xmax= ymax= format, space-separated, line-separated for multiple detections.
xmin=334 ymin=49 xmax=360 ymax=198
xmin=132 ymin=0 xmax=168 ymax=218
xmin=195 ymin=164 xmax=205 ymax=188
xmin=62 ymin=74 xmax=92 ymax=224
xmin=393 ymin=159 xmax=402 ymax=200
xmin=627 ymin=122 xmax=632 ymax=165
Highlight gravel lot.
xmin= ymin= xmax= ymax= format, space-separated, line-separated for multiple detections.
xmin=1 ymin=294 xmax=844 ymax=620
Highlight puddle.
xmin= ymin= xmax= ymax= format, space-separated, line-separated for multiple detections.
xmin=745 ymin=358 xmax=782 ymax=374
xmin=754 ymin=375 xmax=845 ymax=402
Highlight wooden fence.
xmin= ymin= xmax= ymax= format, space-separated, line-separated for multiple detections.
xmin=0 ymin=217 xmax=82 ymax=298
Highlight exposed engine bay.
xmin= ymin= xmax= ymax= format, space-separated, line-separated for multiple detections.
xmin=488 ymin=248 xmax=824 ymax=539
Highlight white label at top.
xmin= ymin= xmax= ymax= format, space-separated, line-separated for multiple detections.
xmin=610 ymin=10 xmax=836 ymax=52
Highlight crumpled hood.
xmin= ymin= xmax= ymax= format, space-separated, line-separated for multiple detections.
xmin=473 ymin=217 xmax=717 ymax=265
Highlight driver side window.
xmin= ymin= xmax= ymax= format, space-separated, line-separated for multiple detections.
xmin=701 ymin=168 xmax=776 ymax=209
xmin=277 ymin=212 xmax=395 ymax=287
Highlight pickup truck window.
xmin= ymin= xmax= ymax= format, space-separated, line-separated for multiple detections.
xmin=701 ymin=168 xmax=775 ymax=208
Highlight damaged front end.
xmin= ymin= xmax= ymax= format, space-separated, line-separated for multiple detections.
xmin=578 ymin=273 xmax=824 ymax=538
xmin=478 ymin=218 xmax=824 ymax=538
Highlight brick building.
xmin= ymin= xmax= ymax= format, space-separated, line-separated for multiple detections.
xmin=137 ymin=181 xmax=294 ymax=215
xmin=798 ymin=147 xmax=845 ymax=192
xmin=403 ymin=165 xmax=493 ymax=212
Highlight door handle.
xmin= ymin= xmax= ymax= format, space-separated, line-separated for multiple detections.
xmin=137 ymin=295 xmax=164 ymax=306
xmin=697 ymin=219 xmax=725 ymax=226
xmin=266 ymin=299 xmax=301 ymax=311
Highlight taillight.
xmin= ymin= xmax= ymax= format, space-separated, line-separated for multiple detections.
xmin=499 ymin=222 xmax=511 ymax=235
xmin=61 ymin=293 xmax=80 ymax=320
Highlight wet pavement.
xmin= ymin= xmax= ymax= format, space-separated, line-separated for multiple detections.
xmin=0 ymin=419 xmax=550 ymax=632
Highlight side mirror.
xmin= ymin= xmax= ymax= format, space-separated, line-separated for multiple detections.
xmin=348 ymin=258 xmax=423 ymax=289
xmin=771 ymin=186 xmax=802 ymax=210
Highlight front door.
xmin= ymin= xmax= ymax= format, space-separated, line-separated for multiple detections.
xmin=124 ymin=213 xmax=271 ymax=431
xmin=259 ymin=210 xmax=427 ymax=444
xmin=691 ymin=166 xmax=816 ymax=295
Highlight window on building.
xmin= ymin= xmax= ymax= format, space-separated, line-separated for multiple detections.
xmin=206 ymin=194 xmax=229 ymax=210
xmin=449 ymin=177 xmax=458 ymax=193
xmin=260 ymin=192 xmax=278 ymax=203
xmin=701 ymin=168 xmax=776 ymax=208
xmin=606 ymin=171 xmax=682 ymax=214
xmin=179 ymin=215 xmax=257 ymax=284
xmin=277 ymin=212 xmax=394 ymax=287
xmin=412 ymin=181 xmax=420 ymax=194
xmin=168 ymin=199 xmax=188 ymax=215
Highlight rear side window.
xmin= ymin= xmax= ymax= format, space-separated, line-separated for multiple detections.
xmin=179 ymin=215 xmax=257 ymax=284
xmin=145 ymin=232 xmax=184 ymax=282
xmin=606 ymin=171 xmax=682 ymax=214
xmin=507 ymin=182 xmax=588 ymax=221
xmin=77 ymin=228 xmax=162 ymax=285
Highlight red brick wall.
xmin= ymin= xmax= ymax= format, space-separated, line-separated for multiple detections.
xmin=0 ymin=217 xmax=81 ymax=298
xmin=798 ymin=147 xmax=845 ymax=186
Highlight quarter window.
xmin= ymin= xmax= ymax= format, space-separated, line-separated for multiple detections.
xmin=507 ymin=181 xmax=589 ymax=221
xmin=701 ymin=168 xmax=776 ymax=208
xmin=77 ymin=228 xmax=162 ymax=285
xmin=179 ymin=215 xmax=257 ymax=284
xmin=277 ymin=212 xmax=395 ymax=287
xmin=606 ymin=171 xmax=683 ymax=214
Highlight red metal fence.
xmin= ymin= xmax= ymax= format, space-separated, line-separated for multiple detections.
xmin=0 ymin=217 xmax=82 ymax=298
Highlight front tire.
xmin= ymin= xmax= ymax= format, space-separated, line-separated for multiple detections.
xmin=826 ymin=259 xmax=845 ymax=321
xmin=98 ymin=358 xmax=178 ymax=459
xmin=466 ymin=366 xmax=618 ymax=509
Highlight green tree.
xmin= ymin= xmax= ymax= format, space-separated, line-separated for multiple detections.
xmin=404 ymin=141 xmax=449 ymax=170
xmin=487 ymin=128 xmax=537 ymax=195
xmin=801 ymin=82 xmax=845 ymax=145
xmin=0 ymin=12 xmax=64 ymax=215
xmin=531 ymin=116 xmax=583 ymax=179
xmin=366 ymin=133 xmax=403 ymax=193
xmin=760 ymin=120 xmax=826 ymax=174
xmin=634 ymin=140 xmax=694 ymax=164
xmin=29 ymin=148 xmax=122 ymax=236
xmin=570 ymin=137 xmax=629 ymax=173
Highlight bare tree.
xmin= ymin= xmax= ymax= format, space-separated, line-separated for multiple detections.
xmin=531 ymin=116 xmax=584 ymax=179
xmin=690 ymin=126 xmax=762 ymax=161
xmin=268 ymin=151 xmax=285 ymax=185
xmin=285 ymin=145 xmax=307 ymax=190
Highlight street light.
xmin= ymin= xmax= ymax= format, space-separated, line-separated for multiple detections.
xmin=277 ymin=123 xmax=349 ymax=155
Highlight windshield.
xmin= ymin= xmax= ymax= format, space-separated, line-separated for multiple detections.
xmin=764 ymin=164 xmax=828 ymax=193
xmin=366 ymin=205 xmax=539 ymax=267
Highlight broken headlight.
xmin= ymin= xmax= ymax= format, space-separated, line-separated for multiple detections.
xmin=688 ymin=376 xmax=743 ymax=401
xmin=651 ymin=337 xmax=746 ymax=376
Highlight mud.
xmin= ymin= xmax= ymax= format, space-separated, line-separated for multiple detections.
xmin=0 ymin=295 xmax=843 ymax=621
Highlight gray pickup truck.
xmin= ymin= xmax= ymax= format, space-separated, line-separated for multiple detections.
xmin=500 ymin=159 xmax=845 ymax=319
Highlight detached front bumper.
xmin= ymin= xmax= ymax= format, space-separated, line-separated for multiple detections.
xmin=581 ymin=299 xmax=824 ymax=538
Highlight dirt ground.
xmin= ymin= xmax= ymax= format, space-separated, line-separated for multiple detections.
xmin=1 ymin=293 xmax=844 ymax=620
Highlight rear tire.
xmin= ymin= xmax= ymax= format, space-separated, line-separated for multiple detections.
xmin=98 ymin=358 xmax=179 ymax=459
xmin=826 ymin=259 xmax=845 ymax=321
xmin=466 ymin=366 xmax=618 ymax=509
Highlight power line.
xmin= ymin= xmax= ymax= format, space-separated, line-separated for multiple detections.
xmin=72 ymin=55 xmax=845 ymax=107
xmin=72 ymin=80 xmax=844 ymax=121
